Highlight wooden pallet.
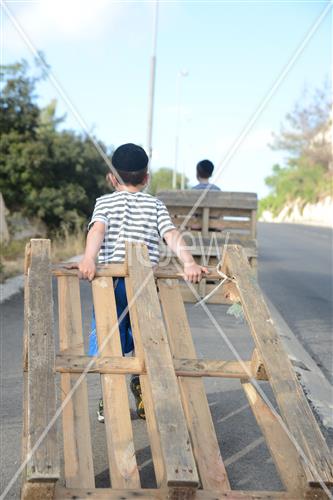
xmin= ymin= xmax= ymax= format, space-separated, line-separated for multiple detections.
xmin=157 ymin=190 xmax=258 ymax=303
xmin=21 ymin=239 xmax=332 ymax=499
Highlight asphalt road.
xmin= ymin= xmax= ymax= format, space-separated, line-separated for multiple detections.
xmin=257 ymin=222 xmax=333 ymax=384
xmin=1 ymin=222 xmax=332 ymax=498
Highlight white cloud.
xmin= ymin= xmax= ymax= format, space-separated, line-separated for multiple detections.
xmin=3 ymin=0 xmax=119 ymax=52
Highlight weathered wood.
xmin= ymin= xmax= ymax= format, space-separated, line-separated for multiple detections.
xmin=157 ymin=190 xmax=258 ymax=209
xmin=159 ymin=278 xmax=230 ymax=491
xmin=174 ymin=358 xmax=251 ymax=379
xmin=25 ymin=239 xmax=59 ymax=482
xmin=53 ymin=262 xmax=127 ymax=277
xmin=56 ymin=354 xmax=144 ymax=374
xmin=21 ymin=480 xmax=57 ymax=500
xmin=128 ymin=243 xmax=199 ymax=488
xmin=52 ymin=263 xmax=223 ymax=280
xmin=92 ymin=277 xmax=140 ymax=489
xmin=55 ymin=354 xmax=252 ymax=379
xmin=226 ymin=245 xmax=333 ymax=486
xmin=0 ymin=191 xmax=10 ymax=242
xmin=250 ymin=209 xmax=257 ymax=238
xmin=125 ymin=274 xmax=166 ymax=487
xmin=202 ymin=207 xmax=210 ymax=237
xmin=251 ymin=348 xmax=268 ymax=381
xmin=55 ymin=486 xmax=303 ymax=499
xmin=57 ymin=275 xmax=94 ymax=488
xmin=242 ymin=381 xmax=306 ymax=495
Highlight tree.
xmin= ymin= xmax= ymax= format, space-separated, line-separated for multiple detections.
xmin=0 ymin=60 xmax=111 ymax=231
xmin=148 ymin=167 xmax=189 ymax=195
xmin=259 ymin=83 xmax=333 ymax=217
xmin=271 ymin=82 xmax=332 ymax=172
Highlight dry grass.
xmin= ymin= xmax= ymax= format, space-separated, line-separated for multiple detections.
xmin=0 ymin=226 xmax=87 ymax=282
xmin=51 ymin=226 xmax=86 ymax=263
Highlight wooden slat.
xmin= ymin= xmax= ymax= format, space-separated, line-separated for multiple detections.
xmin=210 ymin=208 xmax=252 ymax=218
xmin=55 ymin=354 xmax=252 ymax=379
xmin=202 ymin=207 xmax=210 ymax=237
xmin=174 ymin=358 xmax=251 ymax=379
xmin=56 ymin=354 xmax=144 ymax=374
xmin=55 ymin=487 xmax=302 ymax=499
xmin=127 ymin=243 xmax=199 ymax=488
xmin=159 ymin=278 xmax=230 ymax=491
xmin=157 ymin=190 xmax=258 ymax=209
xmin=53 ymin=262 xmax=127 ymax=277
xmin=242 ymin=381 xmax=306 ymax=495
xmin=251 ymin=348 xmax=268 ymax=380
xmin=57 ymin=275 xmax=94 ymax=488
xmin=25 ymin=239 xmax=59 ymax=482
xmin=22 ymin=480 xmax=57 ymax=500
xmin=125 ymin=274 xmax=166 ymax=487
xmin=225 ymin=245 xmax=333 ymax=486
xmin=250 ymin=209 xmax=257 ymax=239
xmin=92 ymin=277 xmax=140 ymax=489
xmin=208 ymin=220 xmax=251 ymax=231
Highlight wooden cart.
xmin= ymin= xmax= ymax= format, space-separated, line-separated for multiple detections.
xmin=21 ymin=239 xmax=332 ymax=499
xmin=157 ymin=190 xmax=258 ymax=303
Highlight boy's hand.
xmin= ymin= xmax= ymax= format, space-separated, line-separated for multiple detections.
xmin=65 ymin=258 xmax=96 ymax=281
xmin=74 ymin=257 xmax=96 ymax=281
xmin=183 ymin=262 xmax=208 ymax=283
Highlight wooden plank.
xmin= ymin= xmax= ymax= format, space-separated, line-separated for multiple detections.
xmin=250 ymin=209 xmax=257 ymax=239
xmin=0 ymin=192 xmax=9 ymax=242
xmin=127 ymin=243 xmax=199 ymax=488
xmin=251 ymin=348 xmax=268 ymax=381
xmin=55 ymin=487 xmax=302 ymax=500
xmin=57 ymin=276 xmax=94 ymax=488
xmin=159 ymin=278 xmax=230 ymax=491
xmin=92 ymin=277 xmax=140 ymax=489
xmin=174 ymin=358 xmax=251 ymax=379
xmin=125 ymin=274 xmax=166 ymax=487
xmin=202 ymin=207 xmax=210 ymax=237
xmin=242 ymin=381 xmax=306 ymax=495
xmin=25 ymin=239 xmax=59 ymax=482
xmin=21 ymin=480 xmax=57 ymax=500
xmin=157 ymin=190 xmax=258 ymax=209
xmin=56 ymin=354 xmax=144 ymax=374
xmin=55 ymin=354 xmax=251 ymax=379
xmin=53 ymin=262 xmax=127 ymax=277
xmin=225 ymin=245 xmax=333 ymax=486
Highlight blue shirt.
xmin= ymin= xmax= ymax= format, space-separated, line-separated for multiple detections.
xmin=193 ymin=183 xmax=221 ymax=191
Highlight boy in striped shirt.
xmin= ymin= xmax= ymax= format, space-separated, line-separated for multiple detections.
xmin=78 ymin=143 xmax=207 ymax=420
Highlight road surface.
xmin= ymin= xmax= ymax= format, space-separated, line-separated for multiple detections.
xmin=257 ymin=222 xmax=333 ymax=384
xmin=0 ymin=222 xmax=332 ymax=498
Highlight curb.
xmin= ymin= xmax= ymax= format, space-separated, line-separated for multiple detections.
xmin=266 ymin=296 xmax=333 ymax=430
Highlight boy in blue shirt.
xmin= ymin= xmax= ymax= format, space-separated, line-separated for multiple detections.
xmin=193 ymin=159 xmax=221 ymax=191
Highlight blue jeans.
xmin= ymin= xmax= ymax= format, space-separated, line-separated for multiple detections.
xmin=88 ymin=277 xmax=134 ymax=356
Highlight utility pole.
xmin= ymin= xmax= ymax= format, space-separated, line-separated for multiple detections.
xmin=146 ymin=0 xmax=159 ymax=164
xmin=173 ymin=69 xmax=188 ymax=189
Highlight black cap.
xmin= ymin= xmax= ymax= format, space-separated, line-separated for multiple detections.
xmin=112 ymin=143 xmax=148 ymax=172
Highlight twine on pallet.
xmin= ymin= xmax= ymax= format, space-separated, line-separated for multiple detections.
xmin=195 ymin=259 xmax=235 ymax=307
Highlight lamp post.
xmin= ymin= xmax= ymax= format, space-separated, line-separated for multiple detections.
xmin=172 ymin=69 xmax=188 ymax=189
xmin=146 ymin=0 xmax=159 ymax=164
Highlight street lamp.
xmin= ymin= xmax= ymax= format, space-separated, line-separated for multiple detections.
xmin=172 ymin=69 xmax=188 ymax=189
xmin=146 ymin=0 xmax=159 ymax=164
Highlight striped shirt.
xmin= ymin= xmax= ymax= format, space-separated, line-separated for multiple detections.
xmin=89 ymin=191 xmax=176 ymax=265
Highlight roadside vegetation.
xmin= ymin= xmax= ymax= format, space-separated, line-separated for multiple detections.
xmin=259 ymin=83 xmax=332 ymax=217
xmin=0 ymin=59 xmax=188 ymax=281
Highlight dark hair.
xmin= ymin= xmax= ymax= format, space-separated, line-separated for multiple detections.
xmin=197 ymin=159 xmax=214 ymax=179
xmin=115 ymin=167 xmax=148 ymax=186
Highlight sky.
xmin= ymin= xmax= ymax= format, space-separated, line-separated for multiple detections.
xmin=2 ymin=0 xmax=331 ymax=197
